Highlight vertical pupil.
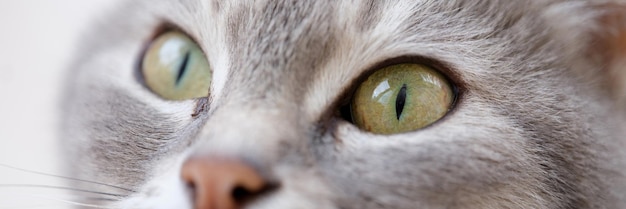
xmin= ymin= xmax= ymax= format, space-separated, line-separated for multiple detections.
xmin=175 ymin=51 xmax=191 ymax=86
xmin=395 ymin=84 xmax=407 ymax=120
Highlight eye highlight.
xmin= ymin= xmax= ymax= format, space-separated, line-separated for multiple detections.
xmin=350 ymin=64 xmax=455 ymax=134
xmin=141 ymin=31 xmax=211 ymax=100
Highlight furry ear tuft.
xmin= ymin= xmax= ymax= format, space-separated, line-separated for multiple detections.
xmin=544 ymin=2 xmax=626 ymax=105
xmin=598 ymin=4 xmax=626 ymax=104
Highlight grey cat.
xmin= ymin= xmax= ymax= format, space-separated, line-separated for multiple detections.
xmin=60 ymin=0 xmax=626 ymax=208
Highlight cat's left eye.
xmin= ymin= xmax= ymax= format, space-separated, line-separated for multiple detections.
xmin=141 ymin=31 xmax=211 ymax=100
xmin=348 ymin=63 xmax=455 ymax=135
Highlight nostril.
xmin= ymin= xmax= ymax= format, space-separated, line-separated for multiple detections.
xmin=231 ymin=183 xmax=279 ymax=204
xmin=232 ymin=185 xmax=254 ymax=203
xmin=184 ymin=178 xmax=199 ymax=204
xmin=181 ymin=157 xmax=274 ymax=209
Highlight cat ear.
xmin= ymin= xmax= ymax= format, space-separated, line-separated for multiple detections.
xmin=545 ymin=2 xmax=626 ymax=104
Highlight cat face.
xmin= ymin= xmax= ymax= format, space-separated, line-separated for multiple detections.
xmin=61 ymin=0 xmax=626 ymax=208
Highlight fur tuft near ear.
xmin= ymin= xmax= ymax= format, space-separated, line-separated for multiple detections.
xmin=599 ymin=4 xmax=626 ymax=105
xmin=583 ymin=2 xmax=626 ymax=105
xmin=544 ymin=1 xmax=626 ymax=105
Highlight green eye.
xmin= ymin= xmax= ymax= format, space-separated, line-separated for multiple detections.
xmin=142 ymin=31 xmax=211 ymax=100
xmin=350 ymin=64 xmax=455 ymax=134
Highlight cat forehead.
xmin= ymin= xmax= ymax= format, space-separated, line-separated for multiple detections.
xmin=159 ymin=0 xmax=547 ymax=103
xmin=82 ymin=0 xmax=559 ymax=117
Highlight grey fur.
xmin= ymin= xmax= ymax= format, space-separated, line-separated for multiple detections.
xmin=61 ymin=0 xmax=626 ymax=208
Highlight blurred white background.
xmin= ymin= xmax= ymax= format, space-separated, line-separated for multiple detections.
xmin=0 ymin=1 xmax=120 ymax=208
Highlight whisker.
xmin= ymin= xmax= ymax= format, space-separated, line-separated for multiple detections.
xmin=84 ymin=197 xmax=120 ymax=202
xmin=0 ymin=184 xmax=125 ymax=198
xmin=0 ymin=204 xmax=56 ymax=209
xmin=0 ymin=198 xmax=118 ymax=209
xmin=0 ymin=164 xmax=136 ymax=193
xmin=7 ymin=194 xmax=122 ymax=209
xmin=3 ymin=191 xmax=121 ymax=202
xmin=2 ymin=205 xmax=47 ymax=209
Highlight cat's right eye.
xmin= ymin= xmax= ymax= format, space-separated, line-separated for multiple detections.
xmin=141 ymin=31 xmax=211 ymax=100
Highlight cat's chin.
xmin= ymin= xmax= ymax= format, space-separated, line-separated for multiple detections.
xmin=111 ymin=156 xmax=193 ymax=209
xmin=116 ymin=183 xmax=339 ymax=209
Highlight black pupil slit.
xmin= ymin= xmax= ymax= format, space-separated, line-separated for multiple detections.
xmin=395 ymin=84 xmax=407 ymax=120
xmin=175 ymin=51 xmax=191 ymax=86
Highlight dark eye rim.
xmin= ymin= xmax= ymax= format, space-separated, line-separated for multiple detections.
xmin=134 ymin=22 xmax=210 ymax=100
xmin=135 ymin=23 xmax=176 ymax=89
xmin=335 ymin=55 xmax=464 ymax=132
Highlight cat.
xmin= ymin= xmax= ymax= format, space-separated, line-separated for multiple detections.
xmin=59 ymin=0 xmax=626 ymax=208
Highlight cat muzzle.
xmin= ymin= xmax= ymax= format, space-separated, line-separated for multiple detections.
xmin=181 ymin=157 xmax=273 ymax=209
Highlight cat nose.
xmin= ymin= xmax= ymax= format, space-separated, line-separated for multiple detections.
xmin=181 ymin=157 xmax=272 ymax=209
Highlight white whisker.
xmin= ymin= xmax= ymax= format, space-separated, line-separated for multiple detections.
xmin=0 ymin=184 xmax=125 ymax=198
xmin=0 ymin=204 xmax=49 ymax=209
xmin=1 ymin=193 xmax=121 ymax=209
xmin=0 ymin=164 xmax=135 ymax=193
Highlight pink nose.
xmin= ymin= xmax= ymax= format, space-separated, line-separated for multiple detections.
xmin=181 ymin=157 xmax=269 ymax=209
